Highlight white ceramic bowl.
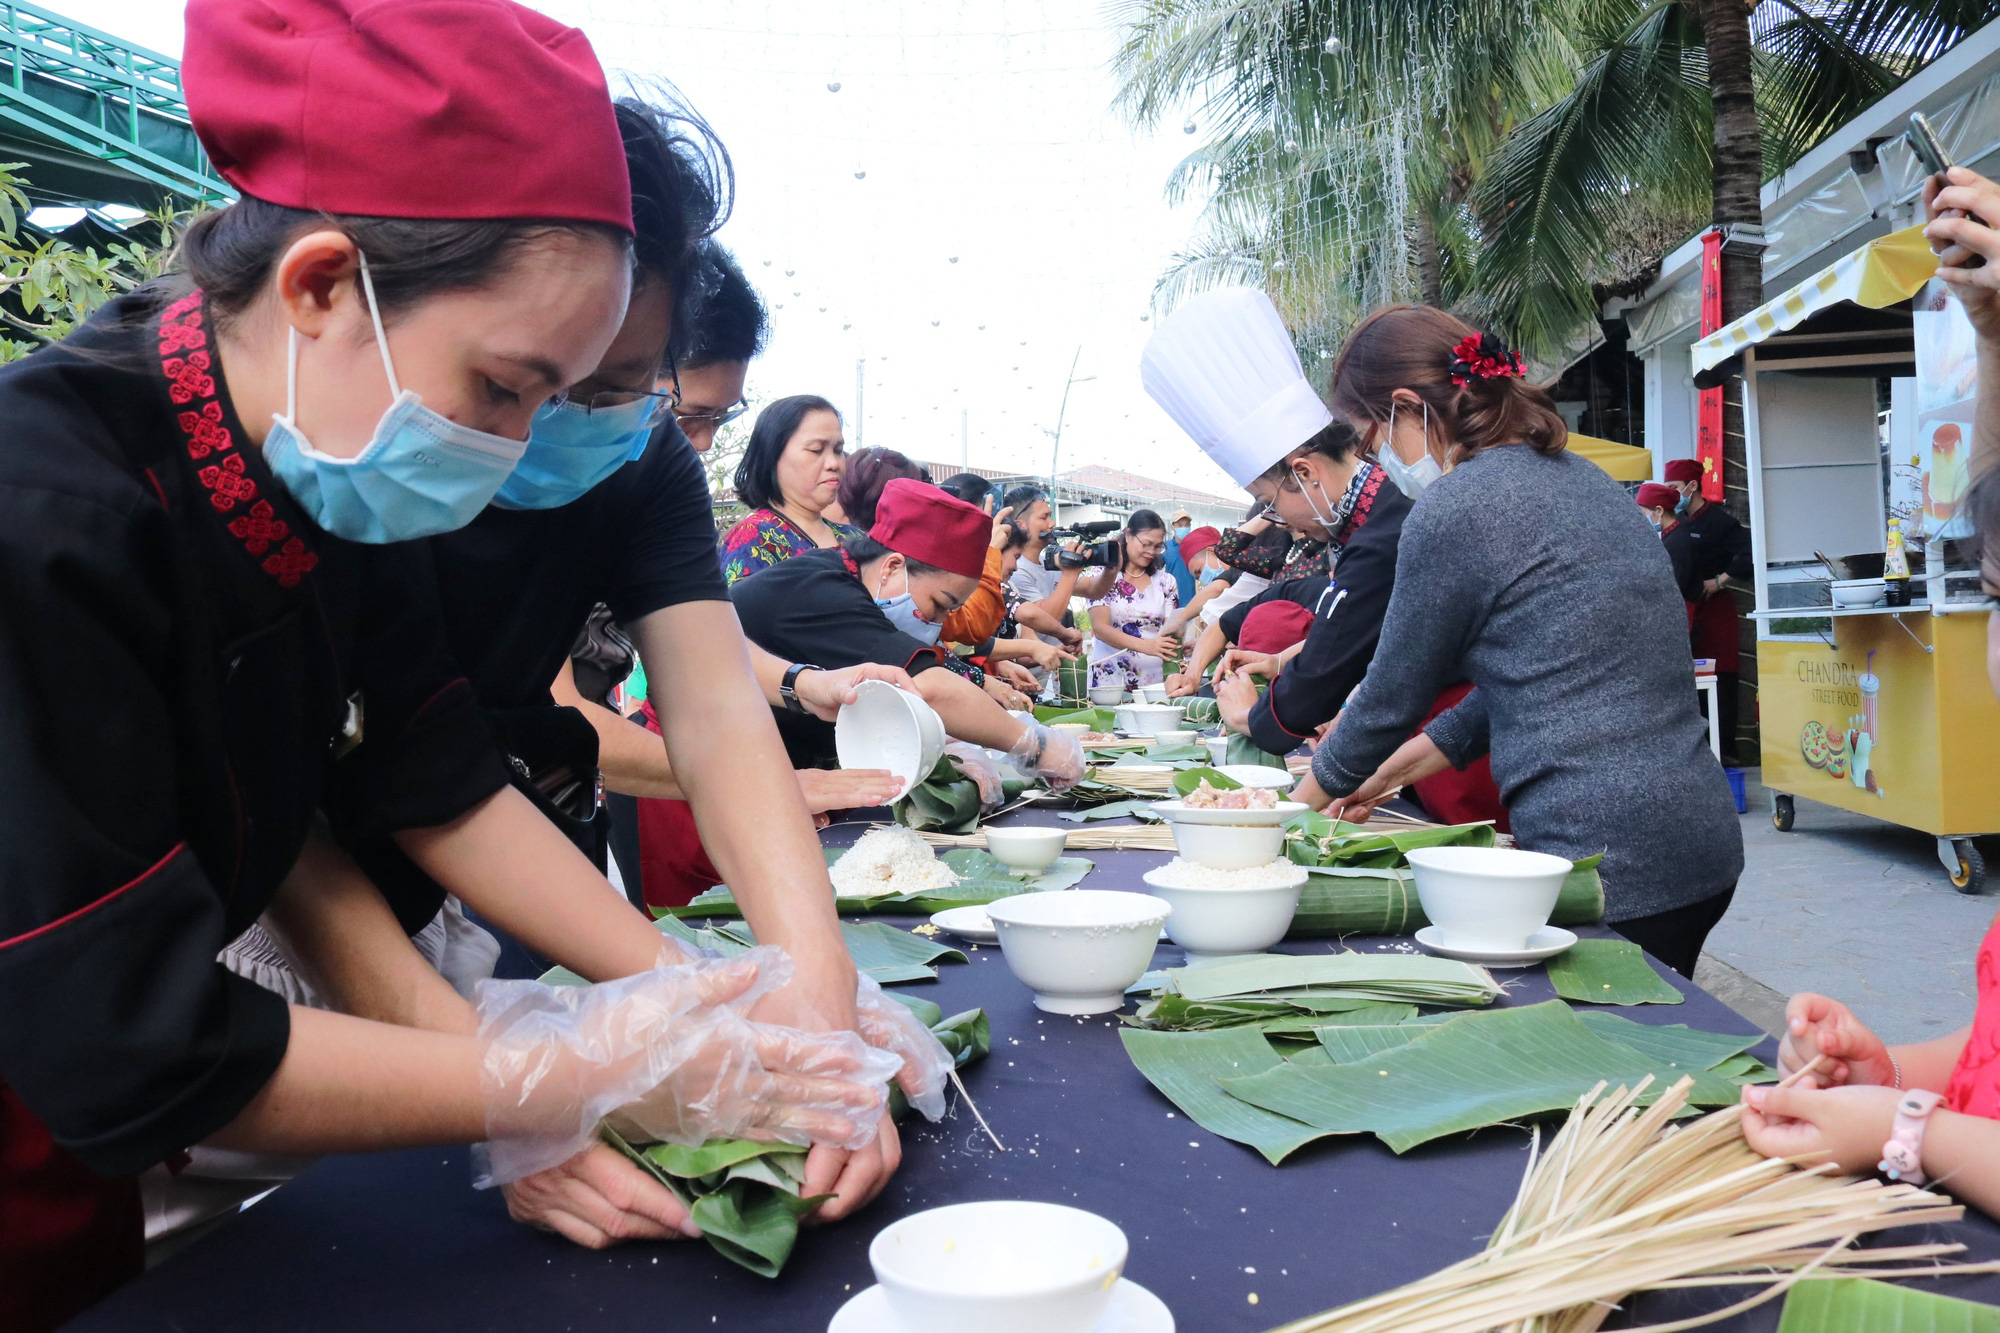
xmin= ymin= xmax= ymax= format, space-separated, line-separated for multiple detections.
xmin=1113 ymin=702 xmax=1188 ymax=737
xmin=1089 ymin=685 xmax=1127 ymax=707
xmin=835 ymin=680 xmax=947 ymax=800
xmin=1832 ymin=578 xmax=1887 ymax=608
xmin=1211 ymin=763 xmax=1297 ymax=791
xmin=986 ymin=889 xmax=1170 ymax=1014
xmin=1151 ymin=729 xmax=1197 ymax=747
xmin=1153 ymin=798 xmax=1309 ymax=827
xmin=1203 ymin=736 xmax=1230 ymax=765
xmin=1167 ymin=820 xmax=1286 ymax=870
xmin=983 ymin=826 xmax=1068 ymax=874
xmin=1405 ymin=846 xmax=1574 ymax=951
xmin=1135 ymin=683 xmax=1169 ymax=704
xmin=1142 ymin=864 xmax=1305 ymax=959
xmin=1048 ymin=722 xmax=1090 ymax=740
xmin=870 ymin=1201 xmax=1128 ymax=1333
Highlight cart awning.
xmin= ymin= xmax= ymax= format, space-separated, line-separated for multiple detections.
xmin=1689 ymin=225 xmax=1938 ymax=374
xmin=1568 ymin=433 xmax=1653 ymax=482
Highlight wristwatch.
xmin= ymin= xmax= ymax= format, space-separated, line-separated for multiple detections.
xmin=780 ymin=662 xmax=820 ymax=715
xmin=1878 ymin=1088 xmax=1945 ymax=1184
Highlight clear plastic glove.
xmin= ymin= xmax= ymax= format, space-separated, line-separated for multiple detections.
xmin=1008 ymin=719 xmax=1085 ymax=790
xmin=853 ymin=973 xmax=954 ymax=1121
xmin=473 ymin=946 xmax=903 ymax=1188
xmin=943 ymin=741 xmax=1008 ymax=809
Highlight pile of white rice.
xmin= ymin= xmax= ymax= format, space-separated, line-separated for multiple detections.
xmin=1148 ymin=856 xmax=1302 ymax=890
xmin=829 ymin=825 xmax=960 ymax=898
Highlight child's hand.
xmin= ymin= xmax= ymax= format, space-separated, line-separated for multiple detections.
xmin=1739 ymin=1083 xmax=1901 ymax=1174
xmin=1780 ymin=992 xmax=1895 ymax=1088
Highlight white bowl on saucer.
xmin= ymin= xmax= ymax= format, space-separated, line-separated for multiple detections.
xmin=1089 ymin=685 xmax=1127 ymax=707
xmin=1165 ymin=821 xmax=1285 ymax=870
xmin=986 ymin=890 xmax=1170 ymax=1014
xmin=1150 ymin=729 xmax=1197 ymax=747
xmin=1405 ymin=846 xmax=1574 ymax=952
xmin=1113 ymin=703 xmax=1187 ymax=737
xmin=1142 ymin=864 xmax=1304 ymax=958
xmin=835 ymin=680 xmax=947 ymax=800
xmin=868 ymin=1201 xmax=1128 ymax=1333
xmin=1048 ymin=722 xmax=1091 ymax=741
xmin=1135 ymin=683 xmax=1170 ymax=704
xmin=983 ymin=826 xmax=1068 ymax=873
xmin=1152 ymin=799 xmax=1307 ymax=828
xmin=1414 ymin=924 xmax=1576 ymax=969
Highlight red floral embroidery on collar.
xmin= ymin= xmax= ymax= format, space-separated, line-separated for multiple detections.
xmin=158 ymin=292 xmax=318 ymax=589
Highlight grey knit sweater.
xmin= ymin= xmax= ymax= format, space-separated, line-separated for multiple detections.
xmin=1312 ymin=445 xmax=1743 ymax=922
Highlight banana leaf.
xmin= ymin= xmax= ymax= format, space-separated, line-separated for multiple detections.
xmin=704 ymin=918 xmax=966 ymax=983
xmin=1777 ymin=1278 xmax=2000 ymax=1332
xmin=1218 ymin=1001 xmax=1746 ymax=1157
xmin=1281 ymin=814 xmax=1502 ymax=870
xmin=1127 ymin=953 xmax=1501 ymax=1030
xmin=1572 ymin=1012 xmax=1762 ymax=1072
xmin=1119 ymin=1026 xmax=1333 ymax=1166
xmin=1224 ymin=732 xmax=1290 ymax=771
xmin=1057 ymin=798 xmax=1162 ymax=823
xmin=894 ymin=754 xmax=1028 ymax=834
xmin=1033 ymin=704 xmax=1113 ymax=730
xmin=1548 ymin=938 xmax=1686 ymax=1006
xmin=1172 ymin=765 xmax=1244 ymax=796
xmin=673 ymin=844 xmax=1090 ymax=919
xmin=1141 ymin=744 xmax=1211 ymax=762
xmin=1286 ymin=862 xmax=1606 ymax=936
xmin=1054 ymin=656 xmax=1090 ymax=706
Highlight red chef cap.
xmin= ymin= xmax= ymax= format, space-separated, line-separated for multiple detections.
xmin=1663 ymin=458 xmax=1703 ymax=484
xmin=183 ymin=0 xmax=632 ymax=232
xmin=1180 ymin=525 xmax=1222 ymax=562
xmin=1635 ymin=482 xmax=1681 ymax=510
xmin=870 ymin=479 xmax=990 ymax=580
xmin=1238 ymin=601 xmax=1314 ymax=655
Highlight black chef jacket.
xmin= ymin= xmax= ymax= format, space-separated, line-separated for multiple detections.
xmin=1227 ymin=476 xmax=1412 ymax=756
xmin=729 ymin=546 xmax=943 ymax=768
xmin=332 ymin=422 xmax=730 ymax=930
xmin=1660 ymin=522 xmax=1702 ymax=602
xmin=0 ymin=289 xmax=507 ymax=1175
xmin=1679 ymin=502 xmax=1752 ymax=586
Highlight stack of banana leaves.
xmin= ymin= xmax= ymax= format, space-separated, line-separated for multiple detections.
xmin=893 ymin=753 xmax=1029 ymax=834
xmin=1120 ymin=961 xmax=1776 ymax=1166
xmin=674 ymin=846 xmax=1090 ymax=920
xmin=600 ymin=993 xmax=989 ymax=1277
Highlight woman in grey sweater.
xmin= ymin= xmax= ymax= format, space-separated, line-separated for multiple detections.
xmin=1295 ymin=306 xmax=1742 ymax=976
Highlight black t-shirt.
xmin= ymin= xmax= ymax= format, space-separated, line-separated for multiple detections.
xmin=423 ymin=419 xmax=728 ymax=711
xmin=730 ymin=546 xmax=943 ymax=767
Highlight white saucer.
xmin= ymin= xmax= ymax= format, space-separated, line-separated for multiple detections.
xmin=929 ymin=906 xmax=999 ymax=944
xmin=829 ymin=1278 xmax=1174 ymax=1332
xmin=1414 ymin=925 xmax=1577 ymax=968
xmin=1210 ymin=764 xmax=1297 ymax=789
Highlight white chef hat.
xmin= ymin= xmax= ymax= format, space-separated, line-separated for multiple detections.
xmin=1140 ymin=287 xmax=1335 ymax=487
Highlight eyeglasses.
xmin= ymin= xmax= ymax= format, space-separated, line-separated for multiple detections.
xmin=674 ymin=399 xmax=750 ymax=430
xmin=551 ymin=383 xmax=680 ymax=420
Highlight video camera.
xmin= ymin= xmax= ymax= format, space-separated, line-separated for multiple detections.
xmin=1039 ymin=519 xmax=1124 ymax=571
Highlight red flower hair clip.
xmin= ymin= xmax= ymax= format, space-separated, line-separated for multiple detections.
xmin=1449 ymin=332 xmax=1526 ymax=387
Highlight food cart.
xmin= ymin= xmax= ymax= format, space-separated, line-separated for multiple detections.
xmin=1691 ymin=225 xmax=2000 ymax=892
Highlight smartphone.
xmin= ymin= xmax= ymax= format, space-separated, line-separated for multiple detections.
xmin=1911 ymin=112 xmax=1953 ymax=179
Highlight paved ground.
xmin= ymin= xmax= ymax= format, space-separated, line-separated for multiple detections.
xmin=1697 ymin=767 xmax=2000 ymax=1043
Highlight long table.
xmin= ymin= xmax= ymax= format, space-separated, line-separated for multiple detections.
xmin=67 ymin=811 xmax=2000 ymax=1332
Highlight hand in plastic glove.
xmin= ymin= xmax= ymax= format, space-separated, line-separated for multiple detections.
xmin=853 ymin=973 xmax=955 ymax=1120
xmin=474 ymin=946 xmax=902 ymax=1187
xmin=943 ymin=741 xmax=1008 ymax=810
xmin=1007 ymin=719 xmax=1085 ymax=791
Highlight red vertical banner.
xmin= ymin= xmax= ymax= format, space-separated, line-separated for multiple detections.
xmin=1696 ymin=228 xmax=1725 ymax=503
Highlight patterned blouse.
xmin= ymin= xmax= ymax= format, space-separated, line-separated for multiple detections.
xmin=720 ymin=507 xmax=861 ymax=586
xmin=1087 ymin=570 xmax=1179 ymax=691
xmin=1210 ymin=461 xmax=1383 ymax=583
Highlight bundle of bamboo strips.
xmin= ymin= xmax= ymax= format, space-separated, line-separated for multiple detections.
xmin=1268 ymin=1068 xmax=2000 ymax=1333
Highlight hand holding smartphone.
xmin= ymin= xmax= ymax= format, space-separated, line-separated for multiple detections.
xmin=1914 ymin=111 xmax=1989 ymax=268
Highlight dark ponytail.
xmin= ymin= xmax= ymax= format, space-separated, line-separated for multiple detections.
xmin=1330 ymin=304 xmax=1567 ymax=464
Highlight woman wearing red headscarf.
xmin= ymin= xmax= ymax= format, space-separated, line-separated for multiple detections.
xmin=0 ymin=4 xmax=899 ymax=1326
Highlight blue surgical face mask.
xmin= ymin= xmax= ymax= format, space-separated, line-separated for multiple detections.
xmin=876 ymin=593 xmax=943 ymax=645
xmin=492 ymin=393 xmax=660 ymax=510
xmin=262 ymin=253 xmax=529 ymax=543
xmin=1674 ymin=487 xmax=1694 ymax=517
xmin=1197 ymin=561 xmax=1221 ymax=587
xmin=1377 ymin=399 xmax=1442 ymax=499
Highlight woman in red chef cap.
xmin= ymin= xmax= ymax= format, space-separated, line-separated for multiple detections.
xmin=0 ymin=4 xmax=897 ymax=1327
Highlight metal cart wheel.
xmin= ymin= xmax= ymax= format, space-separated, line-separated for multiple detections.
xmin=1942 ymin=838 xmax=1987 ymax=895
xmin=1772 ymin=794 xmax=1795 ymax=833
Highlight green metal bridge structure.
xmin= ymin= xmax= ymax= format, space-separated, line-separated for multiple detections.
xmin=0 ymin=0 xmax=230 ymax=212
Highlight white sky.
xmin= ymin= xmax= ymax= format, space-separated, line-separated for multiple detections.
xmin=58 ymin=0 xmax=1246 ymax=501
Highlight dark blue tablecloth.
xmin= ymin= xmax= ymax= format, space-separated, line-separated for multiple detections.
xmin=67 ymin=812 xmax=2000 ymax=1332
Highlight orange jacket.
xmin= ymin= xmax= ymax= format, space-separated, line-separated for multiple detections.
xmin=941 ymin=545 xmax=1008 ymax=646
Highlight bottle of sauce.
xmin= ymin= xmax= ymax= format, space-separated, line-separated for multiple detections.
xmin=1884 ymin=518 xmax=1912 ymax=607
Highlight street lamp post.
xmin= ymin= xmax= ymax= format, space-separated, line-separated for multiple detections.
xmin=1046 ymin=345 xmax=1094 ymax=524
